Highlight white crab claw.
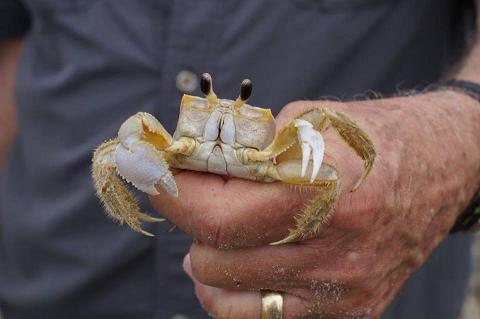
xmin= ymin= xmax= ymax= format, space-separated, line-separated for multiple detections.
xmin=300 ymin=142 xmax=311 ymax=178
xmin=294 ymin=119 xmax=325 ymax=183
xmin=115 ymin=142 xmax=178 ymax=197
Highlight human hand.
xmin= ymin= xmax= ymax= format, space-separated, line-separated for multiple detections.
xmin=150 ymin=91 xmax=480 ymax=318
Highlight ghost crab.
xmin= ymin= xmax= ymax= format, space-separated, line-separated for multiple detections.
xmin=92 ymin=73 xmax=375 ymax=245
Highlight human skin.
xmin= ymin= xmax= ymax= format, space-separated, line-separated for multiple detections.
xmin=0 ymin=39 xmax=22 ymax=220
xmin=0 ymin=39 xmax=21 ymax=174
xmin=149 ymin=7 xmax=480 ymax=319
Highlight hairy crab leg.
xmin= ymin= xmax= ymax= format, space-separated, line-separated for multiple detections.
xmin=92 ymin=112 xmax=182 ymax=236
xmin=243 ymin=108 xmax=375 ymax=244
xmin=246 ymin=108 xmax=375 ymax=190
xmin=92 ymin=139 xmax=165 ymax=237
xmin=265 ymin=162 xmax=340 ymax=245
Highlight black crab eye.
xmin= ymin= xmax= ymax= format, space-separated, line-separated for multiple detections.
xmin=200 ymin=73 xmax=212 ymax=95
xmin=240 ymin=79 xmax=252 ymax=101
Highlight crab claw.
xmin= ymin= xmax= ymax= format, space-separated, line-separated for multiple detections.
xmin=294 ymin=119 xmax=325 ymax=183
xmin=115 ymin=141 xmax=178 ymax=197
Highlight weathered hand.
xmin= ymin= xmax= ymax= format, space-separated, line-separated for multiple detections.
xmin=150 ymin=91 xmax=480 ymax=318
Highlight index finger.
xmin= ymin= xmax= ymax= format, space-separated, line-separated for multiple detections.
xmin=150 ymin=170 xmax=319 ymax=249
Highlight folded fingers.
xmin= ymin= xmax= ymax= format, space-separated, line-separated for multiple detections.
xmin=150 ymin=171 xmax=318 ymax=248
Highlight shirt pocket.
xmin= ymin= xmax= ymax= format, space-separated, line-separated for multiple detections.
xmin=289 ymin=0 xmax=393 ymax=12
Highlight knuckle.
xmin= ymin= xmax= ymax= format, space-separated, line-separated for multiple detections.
xmin=343 ymin=268 xmax=370 ymax=287
xmin=283 ymin=100 xmax=309 ymax=113
xmin=284 ymin=100 xmax=346 ymax=115
xmin=338 ymin=252 xmax=377 ymax=286
xmin=189 ymin=246 xmax=228 ymax=289
xmin=196 ymin=206 xmax=236 ymax=249
xmin=189 ymin=251 xmax=211 ymax=285
xmin=404 ymin=249 xmax=426 ymax=270
xmin=221 ymin=305 xmax=236 ymax=319
xmin=193 ymin=198 xmax=260 ymax=249
xmin=197 ymin=213 xmax=225 ymax=248
xmin=311 ymin=293 xmax=375 ymax=319
xmin=332 ymin=189 xmax=385 ymax=232
xmin=195 ymin=286 xmax=216 ymax=315
xmin=308 ymin=298 xmax=373 ymax=319
xmin=196 ymin=288 xmax=241 ymax=319
xmin=345 ymin=305 xmax=374 ymax=319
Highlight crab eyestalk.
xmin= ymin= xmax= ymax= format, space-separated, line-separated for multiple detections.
xmin=200 ymin=73 xmax=219 ymax=105
xmin=234 ymin=79 xmax=253 ymax=109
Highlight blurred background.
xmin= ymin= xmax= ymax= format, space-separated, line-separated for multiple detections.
xmin=460 ymin=235 xmax=480 ymax=318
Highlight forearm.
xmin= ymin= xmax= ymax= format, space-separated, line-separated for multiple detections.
xmin=395 ymin=0 xmax=480 ymax=227
xmin=424 ymin=0 xmax=480 ymax=219
xmin=377 ymin=91 xmax=480 ymax=236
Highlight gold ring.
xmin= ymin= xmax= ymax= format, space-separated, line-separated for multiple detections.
xmin=261 ymin=290 xmax=283 ymax=319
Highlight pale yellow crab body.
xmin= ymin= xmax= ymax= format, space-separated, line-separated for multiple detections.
xmin=92 ymin=73 xmax=376 ymax=244
xmin=170 ymin=95 xmax=276 ymax=181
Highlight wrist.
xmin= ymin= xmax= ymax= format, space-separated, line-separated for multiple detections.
xmin=357 ymin=91 xmax=480 ymax=233
xmin=429 ymin=81 xmax=480 ymax=231
xmin=411 ymin=91 xmax=480 ymax=228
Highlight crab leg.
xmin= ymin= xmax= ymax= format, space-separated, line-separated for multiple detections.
xmin=243 ymin=108 xmax=375 ymax=244
xmin=272 ymin=179 xmax=340 ymax=245
xmin=92 ymin=139 xmax=165 ymax=237
xmin=259 ymin=159 xmax=341 ymax=245
xmin=246 ymin=108 xmax=375 ymax=190
xmin=166 ymin=137 xmax=196 ymax=156
xmin=91 ymin=112 xmax=179 ymax=236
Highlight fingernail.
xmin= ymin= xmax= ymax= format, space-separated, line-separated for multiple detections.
xmin=183 ymin=253 xmax=193 ymax=279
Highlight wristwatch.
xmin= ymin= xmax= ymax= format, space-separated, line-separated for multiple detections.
xmin=435 ymin=80 xmax=480 ymax=233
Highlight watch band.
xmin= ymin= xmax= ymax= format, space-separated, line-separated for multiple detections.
xmin=437 ymin=79 xmax=480 ymax=102
xmin=436 ymin=79 xmax=480 ymax=233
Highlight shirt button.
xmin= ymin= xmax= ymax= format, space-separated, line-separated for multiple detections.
xmin=171 ymin=314 xmax=190 ymax=319
xmin=176 ymin=70 xmax=198 ymax=93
